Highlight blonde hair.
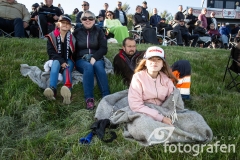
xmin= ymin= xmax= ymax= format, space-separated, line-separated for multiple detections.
xmin=134 ymin=59 xmax=178 ymax=85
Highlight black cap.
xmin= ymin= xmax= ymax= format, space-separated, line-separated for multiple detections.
xmin=161 ymin=18 xmax=166 ymax=21
xmin=179 ymin=19 xmax=185 ymax=22
xmin=58 ymin=14 xmax=72 ymax=23
xmin=32 ymin=3 xmax=39 ymax=8
xmin=143 ymin=1 xmax=147 ymax=4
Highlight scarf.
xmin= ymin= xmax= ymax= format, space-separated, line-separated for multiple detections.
xmin=54 ymin=29 xmax=71 ymax=60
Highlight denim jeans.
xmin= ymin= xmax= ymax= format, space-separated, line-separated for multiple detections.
xmin=49 ymin=59 xmax=74 ymax=89
xmin=0 ymin=17 xmax=25 ymax=37
xmin=76 ymin=59 xmax=110 ymax=100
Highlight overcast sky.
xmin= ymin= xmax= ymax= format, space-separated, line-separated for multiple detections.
xmin=19 ymin=0 xmax=206 ymax=16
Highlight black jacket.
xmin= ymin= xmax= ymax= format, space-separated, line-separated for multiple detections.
xmin=37 ymin=5 xmax=62 ymax=23
xmin=113 ymin=8 xmax=128 ymax=26
xmin=174 ymin=11 xmax=184 ymax=21
xmin=113 ymin=49 xmax=144 ymax=86
xmin=73 ymin=25 xmax=107 ymax=61
xmin=194 ymin=26 xmax=208 ymax=37
xmin=157 ymin=22 xmax=173 ymax=34
xmin=76 ymin=11 xmax=83 ymax=23
xmin=141 ymin=7 xmax=149 ymax=21
xmin=174 ymin=24 xmax=189 ymax=35
xmin=185 ymin=14 xmax=197 ymax=26
xmin=133 ymin=12 xmax=149 ymax=27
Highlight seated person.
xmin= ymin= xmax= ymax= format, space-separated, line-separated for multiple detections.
xmin=44 ymin=14 xmax=75 ymax=104
xmin=73 ymin=11 xmax=110 ymax=110
xmin=234 ymin=30 xmax=240 ymax=43
xmin=193 ymin=20 xmax=211 ymax=48
xmin=34 ymin=0 xmax=63 ymax=36
xmin=113 ymin=37 xmax=144 ymax=86
xmin=157 ymin=18 xmax=173 ymax=35
xmin=185 ymin=7 xmax=198 ymax=34
xmin=133 ymin=5 xmax=159 ymax=44
xmin=231 ymin=24 xmax=239 ymax=37
xmin=28 ymin=3 xmax=40 ymax=38
xmin=104 ymin=11 xmax=129 ymax=43
xmin=208 ymin=23 xmax=223 ymax=49
xmin=219 ymin=23 xmax=230 ymax=49
xmin=114 ymin=37 xmax=192 ymax=100
xmin=96 ymin=14 xmax=104 ymax=28
xmin=0 ymin=0 xmax=30 ymax=38
xmin=174 ymin=19 xmax=199 ymax=47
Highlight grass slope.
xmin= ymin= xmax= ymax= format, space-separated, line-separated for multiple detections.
xmin=0 ymin=38 xmax=239 ymax=160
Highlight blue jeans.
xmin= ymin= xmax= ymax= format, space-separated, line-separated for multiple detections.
xmin=0 ymin=17 xmax=25 ymax=37
xmin=49 ymin=59 xmax=74 ymax=89
xmin=76 ymin=59 xmax=110 ymax=100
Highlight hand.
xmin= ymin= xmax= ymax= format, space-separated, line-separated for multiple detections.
xmin=90 ymin=57 xmax=96 ymax=65
xmin=162 ymin=117 xmax=173 ymax=126
xmin=23 ymin=22 xmax=29 ymax=28
xmin=34 ymin=15 xmax=38 ymax=21
xmin=53 ymin=15 xmax=59 ymax=21
xmin=61 ymin=63 xmax=68 ymax=69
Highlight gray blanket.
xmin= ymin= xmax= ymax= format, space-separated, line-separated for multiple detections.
xmin=95 ymin=89 xmax=213 ymax=146
xmin=20 ymin=57 xmax=114 ymax=89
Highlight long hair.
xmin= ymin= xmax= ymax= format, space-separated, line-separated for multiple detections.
xmin=105 ymin=11 xmax=115 ymax=19
xmin=134 ymin=59 xmax=178 ymax=85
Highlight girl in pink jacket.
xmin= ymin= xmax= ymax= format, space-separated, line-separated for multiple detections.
xmin=128 ymin=46 xmax=178 ymax=126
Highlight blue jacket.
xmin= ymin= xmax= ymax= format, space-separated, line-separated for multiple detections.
xmin=219 ymin=26 xmax=230 ymax=36
xmin=150 ymin=14 xmax=161 ymax=27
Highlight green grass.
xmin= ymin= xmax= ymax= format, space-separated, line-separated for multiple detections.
xmin=0 ymin=38 xmax=239 ymax=160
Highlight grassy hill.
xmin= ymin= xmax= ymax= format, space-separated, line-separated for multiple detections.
xmin=0 ymin=38 xmax=239 ymax=160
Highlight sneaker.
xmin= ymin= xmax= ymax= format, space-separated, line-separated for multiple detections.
xmin=60 ymin=86 xmax=71 ymax=105
xmin=43 ymin=87 xmax=56 ymax=100
xmin=86 ymin=98 xmax=95 ymax=110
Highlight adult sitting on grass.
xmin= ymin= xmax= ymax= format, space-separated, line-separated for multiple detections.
xmin=43 ymin=14 xmax=75 ymax=105
xmin=73 ymin=11 xmax=110 ymax=110
xmin=95 ymin=46 xmax=212 ymax=146
xmin=0 ymin=0 xmax=30 ymax=38
xmin=103 ymin=11 xmax=129 ymax=43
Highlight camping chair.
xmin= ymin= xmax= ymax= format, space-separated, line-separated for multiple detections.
xmin=128 ymin=25 xmax=143 ymax=44
xmin=223 ymin=43 xmax=240 ymax=92
xmin=157 ymin=28 xmax=177 ymax=46
xmin=0 ymin=29 xmax=14 ymax=38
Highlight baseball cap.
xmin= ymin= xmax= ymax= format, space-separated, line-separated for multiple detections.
xmin=144 ymin=46 xmax=165 ymax=61
xmin=58 ymin=14 xmax=72 ymax=23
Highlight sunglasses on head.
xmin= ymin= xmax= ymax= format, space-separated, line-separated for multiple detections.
xmin=82 ymin=16 xmax=94 ymax=21
xmin=82 ymin=4 xmax=88 ymax=6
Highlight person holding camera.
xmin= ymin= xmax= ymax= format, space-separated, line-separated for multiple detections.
xmin=44 ymin=14 xmax=75 ymax=104
xmin=73 ymin=11 xmax=110 ymax=110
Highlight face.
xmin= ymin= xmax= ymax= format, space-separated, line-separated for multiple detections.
xmin=104 ymin=3 xmax=108 ymax=10
xmin=153 ymin=8 xmax=157 ymax=14
xmin=106 ymin=12 xmax=113 ymax=19
xmin=117 ymin=2 xmax=122 ymax=8
xmin=142 ymin=3 xmax=147 ymax=8
xmin=122 ymin=40 xmax=136 ymax=56
xmin=203 ymin=9 xmax=207 ymax=14
xmin=211 ymin=12 xmax=215 ymax=17
xmin=82 ymin=2 xmax=89 ymax=11
xmin=210 ymin=25 xmax=215 ymax=29
xmin=58 ymin=20 xmax=71 ymax=31
xmin=146 ymin=57 xmax=163 ymax=72
xmin=81 ymin=13 xmax=95 ymax=29
xmin=179 ymin=21 xmax=184 ymax=26
xmin=136 ymin=7 xmax=142 ymax=13
xmin=179 ymin=5 xmax=183 ymax=11
xmin=188 ymin=8 xmax=193 ymax=14
xmin=45 ymin=0 xmax=53 ymax=6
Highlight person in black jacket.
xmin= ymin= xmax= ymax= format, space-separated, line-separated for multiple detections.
xmin=185 ymin=7 xmax=198 ymax=34
xmin=141 ymin=1 xmax=149 ymax=22
xmin=174 ymin=5 xmax=184 ymax=23
xmin=73 ymin=11 xmax=110 ymax=110
xmin=75 ymin=1 xmax=89 ymax=24
xmin=34 ymin=0 xmax=63 ymax=36
xmin=98 ymin=3 xmax=108 ymax=20
xmin=113 ymin=37 xmax=144 ymax=86
xmin=113 ymin=1 xmax=128 ymax=26
xmin=44 ymin=15 xmax=76 ymax=104
xmin=193 ymin=20 xmax=211 ymax=47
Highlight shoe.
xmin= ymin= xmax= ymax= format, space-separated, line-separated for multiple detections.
xmin=43 ymin=87 xmax=56 ymax=100
xmin=60 ymin=86 xmax=71 ymax=104
xmin=86 ymin=98 xmax=95 ymax=110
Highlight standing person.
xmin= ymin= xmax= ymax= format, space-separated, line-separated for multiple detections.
xmin=113 ymin=1 xmax=128 ymax=26
xmin=44 ymin=14 xmax=75 ymax=104
xmin=149 ymin=8 xmax=161 ymax=27
xmin=207 ymin=11 xmax=217 ymax=30
xmin=113 ymin=37 xmax=144 ymax=86
xmin=104 ymin=10 xmax=129 ymax=43
xmin=35 ymin=0 xmax=63 ymax=36
xmin=198 ymin=8 xmax=208 ymax=29
xmin=141 ymin=1 xmax=149 ymax=21
xmin=99 ymin=3 xmax=109 ymax=20
xmin=174 ymin=5 xmax=184 ymax=23
xmin=58 ymin=3 xmax=64 ymax=14
xmin=73 ymin=11 xmax=110 ymax=110
xmin=76 ymin=1 xmax=89 ymax=23
xmin=185 ymin=7 xmax=198 ymax=34
xmin=0 ymin=0 xmax=30 ymax=38
xmin=128 ymin=46 xmax=178 ymax=125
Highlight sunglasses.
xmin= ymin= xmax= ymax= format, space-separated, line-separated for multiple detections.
xmin=82 ymin=16 xmax=95 ymax=21
xmin=82 ymin=4 xmax=88 ymax=6
xmin=107 ymin=14 xmax=112 ymax=16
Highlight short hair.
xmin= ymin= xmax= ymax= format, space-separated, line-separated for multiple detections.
xmin=83 ymin=1 xmax=89 ymax=6
xmin=117 ymin=1 xmax=122 ymax=4
xmin=122 ymin=37 xmax=135 ymax=46
xmin=81 ymin=11 xmax=95 ymax=20
xmin=195 ymin=20 xmax=202 ymax=26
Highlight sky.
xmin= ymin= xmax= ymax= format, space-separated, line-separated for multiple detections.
xmin=19 ymin=0 xmax=207 ymax=16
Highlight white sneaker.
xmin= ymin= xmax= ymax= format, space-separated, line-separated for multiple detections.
xmin=43 ymin=87 xmax=56 ymax=100
xmin=60 ymin=86 xmax=71 ymax=104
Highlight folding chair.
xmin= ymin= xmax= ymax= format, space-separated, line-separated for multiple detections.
xmin=157 ymin=28 xmax=177 ymax=46
xmin=223 ymin=43 xmax=240 ymax=92
xmin=128 ymin=25 xmax=143 ymax=44
xmin=0 ymin=29 xmax=14 ymax=38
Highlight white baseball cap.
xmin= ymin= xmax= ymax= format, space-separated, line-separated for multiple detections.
xmin=144 ymin=46 xmax=165 ymax=61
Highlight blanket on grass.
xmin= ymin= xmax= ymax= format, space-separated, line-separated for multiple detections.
xmin=95 ymin=89 xmax=213 ymax=146
xmin=20 ymin=57 xmax=113 ymax=89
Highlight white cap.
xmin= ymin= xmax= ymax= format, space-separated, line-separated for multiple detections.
xmin=144 ymin=46 xmax=165 ymax=61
